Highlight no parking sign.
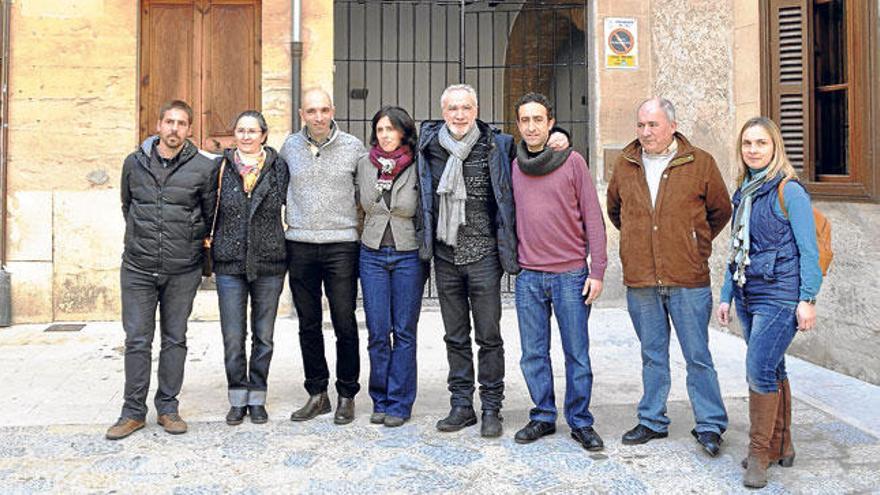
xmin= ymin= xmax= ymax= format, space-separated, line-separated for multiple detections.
xmin=605 ymin=17 xmax=638 ymax=69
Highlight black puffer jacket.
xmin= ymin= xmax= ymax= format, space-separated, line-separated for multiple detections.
xmin=121 ymin=136 xmax=219 ymax=275
xmin=211 ymin=146 xmax=289 ymax=281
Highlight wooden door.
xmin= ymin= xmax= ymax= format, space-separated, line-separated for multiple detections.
xmin=140 ymin=0 xmax=261 ymax=153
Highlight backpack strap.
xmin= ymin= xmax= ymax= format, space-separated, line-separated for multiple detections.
xmin=777 ymin=176 xmax=792 ymax=219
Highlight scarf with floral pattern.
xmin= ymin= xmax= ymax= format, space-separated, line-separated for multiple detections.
xmin=234 ymin=148 xmax=266 ymax=196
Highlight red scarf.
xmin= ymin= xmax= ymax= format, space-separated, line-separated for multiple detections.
xmin=369 ymin=144 xmax=413 ymax=191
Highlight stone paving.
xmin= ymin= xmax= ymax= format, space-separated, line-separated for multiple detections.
xmin=1 ymin=308 xmax=878 ymax=494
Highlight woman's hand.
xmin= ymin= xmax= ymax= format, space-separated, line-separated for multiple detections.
xmin=716 ymin=302 xmax=731 ymax=327
xmin=796 ymin=301 xmax=816 ymax=331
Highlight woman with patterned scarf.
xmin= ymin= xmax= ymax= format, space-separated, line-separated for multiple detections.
xmin=211 ymin=110 xmax=290 ymax=426
xmin=717 ymin=117 xmax=822 ymax=488
xmin=356 ymin=106 xmax=426 ymax=427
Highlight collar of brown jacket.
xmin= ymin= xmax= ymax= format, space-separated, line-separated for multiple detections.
xmin=621 ymin=132 xmax=697 ymax=168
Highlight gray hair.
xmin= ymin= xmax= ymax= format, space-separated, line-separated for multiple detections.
xmin=440 ymin=84 xmax=479 ymax=109
xmin=638 ymin=97 xmax=676 ymax=123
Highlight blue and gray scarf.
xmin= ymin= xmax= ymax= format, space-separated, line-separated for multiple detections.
xmin=728 ymin=167 xmax=770 ymax=287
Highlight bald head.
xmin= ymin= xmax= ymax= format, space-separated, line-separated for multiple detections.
xmin=302 ymin=88 xmax=333 ymax=109
xmin=637 ymin=97 xmax=677 ymax=154
xmin=300 ymin=88 xmax=335 ymax=142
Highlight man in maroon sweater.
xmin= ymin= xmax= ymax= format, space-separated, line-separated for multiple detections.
xmin=510 ymin=93 xmax=608 ymax=451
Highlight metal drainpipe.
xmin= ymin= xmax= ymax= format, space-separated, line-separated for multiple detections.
xmin=291 ymin=0 xmax=302 ymax=133
xmin=459 ymin=0 xmax=465 ymax=81
xmin=0 ymin=0 xmax=12 ymax=327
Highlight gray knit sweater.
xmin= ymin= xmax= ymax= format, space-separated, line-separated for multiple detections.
xmin=280 ymin=125 xmax=365 ymax=243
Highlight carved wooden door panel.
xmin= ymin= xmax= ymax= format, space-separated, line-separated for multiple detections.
xmin=140 ymin=0 xmax=261 ymax=153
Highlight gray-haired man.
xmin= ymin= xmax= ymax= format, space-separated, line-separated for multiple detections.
xmin=416 ymin=84 xmax=568 ymax=437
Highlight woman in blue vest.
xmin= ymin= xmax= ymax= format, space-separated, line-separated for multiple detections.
xmin=212 ymin=110 xmax=289 ymax=425
xmin=717 ymin=116 xmax=822 ymax=489
xmin=357 ymin=106 xmax=426 ymax=427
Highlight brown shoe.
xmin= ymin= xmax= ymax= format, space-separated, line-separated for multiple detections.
xmin=290 ymin=392 xmax=331 ymax=422
xmin=105 ymin=417 xmax=145 ymax=440
xmin=157 ymin=413 xmax=188 ymax=435
xmin=334 ymin=397 xmax=355 ymax=425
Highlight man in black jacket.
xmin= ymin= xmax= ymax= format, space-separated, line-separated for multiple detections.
xmin=106 ymin=100 xmax=218 ymax=440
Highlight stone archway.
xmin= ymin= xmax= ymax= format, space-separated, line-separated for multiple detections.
xmin=502 ymin=1 xmax=587 ymax=157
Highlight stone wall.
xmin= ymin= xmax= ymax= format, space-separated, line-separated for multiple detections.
xmin=650 ymin=0 xmax=735 ymax=301
xmin=5 ymin=1 xmax=138 ymax=322
xmin=3 ymin=0 xmax=322 ymax=322
xmin=591 ymin=0 xmax=654 ymax=303
xmin=788 ymin=202 xmax=880 ymax=383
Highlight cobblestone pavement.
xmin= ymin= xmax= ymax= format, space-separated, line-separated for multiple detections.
xmin=1 ymin=308 xmax=878 ymax=494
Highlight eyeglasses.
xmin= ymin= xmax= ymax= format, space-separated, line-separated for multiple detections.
xmin=235 ymin=128 xmax=263 ymax=136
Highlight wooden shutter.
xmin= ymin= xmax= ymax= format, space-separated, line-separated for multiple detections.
xmin=767 ymin=0 xmax=811 ymax=176
xmin=139 ymin=0 xmax=261 ymax=152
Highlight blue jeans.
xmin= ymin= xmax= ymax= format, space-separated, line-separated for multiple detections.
xmin=216 ymin=273 xmax=285 ymax=406
xmin=734 ymin=298 xmax=798 ymax=394
xmin=626 ymin=286 xmax=728 ymax=434
xmin=359 ymin=246 xmax=425 ymax=418
xmin=515 ymin=267 xmax=595 ymax=429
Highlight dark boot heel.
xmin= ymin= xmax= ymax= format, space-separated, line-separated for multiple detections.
xmin=778 ymin=454 xmax=795 ymax=467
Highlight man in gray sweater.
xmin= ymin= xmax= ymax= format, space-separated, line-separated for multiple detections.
xmin=280 ymin=88 xmax=365 ymax=425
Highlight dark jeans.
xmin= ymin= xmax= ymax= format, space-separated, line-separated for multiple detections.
xmin=434 ymin=255 xmax=504 ymax=411
xmin=287 ymin=241 xmax=360 ymax=398
xmin=216 ymin=273 xmax=285 ymax=406
xmin=119 ymin=265 xmax=202 ymax=420
xmin=359 ymin=246 xmax=425 ymax=419
xmin=734 ymin=298 xmax=798 ymax=394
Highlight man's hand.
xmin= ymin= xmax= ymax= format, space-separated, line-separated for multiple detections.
xmin=717 ymin=302 xmax=731 ymax=327
xmin=582 ymin=278 xmax=603 ymax=305
xmin=796 ymin=301 xmax=816 ymax=331
xmin=547 ymin=131 xmax=570 ymax=151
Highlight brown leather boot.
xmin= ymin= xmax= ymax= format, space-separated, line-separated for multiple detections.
xmin=771 ymin=379 xmax=796 ymax=467
xmin=105 ymin=417 xmax=145 ymax=440
xmin=742 ymin=380 xmax=796 ymax=469
xmin=290 ymin=392 xmax=331 ymax=422
xmin=157 ymin=413 xmax=188 ymax=435
xmin=743 ymin=390 xmax=779 ymax=489
xmin=334 ymin=397 xmax=355 ymax=425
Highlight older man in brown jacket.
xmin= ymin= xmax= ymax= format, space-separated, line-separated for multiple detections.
xmin=607 ymin=97 xmax=732 ymax=457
